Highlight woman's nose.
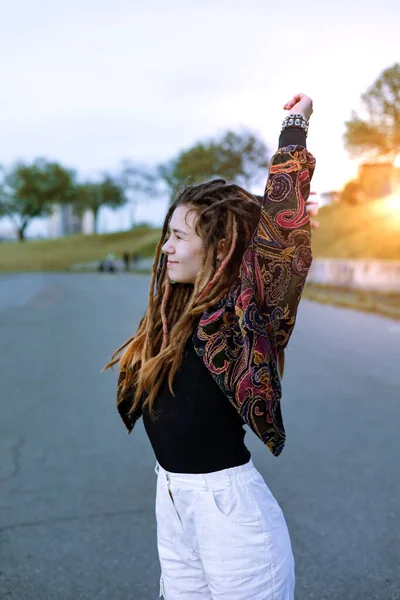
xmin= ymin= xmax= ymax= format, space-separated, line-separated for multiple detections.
xmin=162 ymin=241 xmax=174 ymax=255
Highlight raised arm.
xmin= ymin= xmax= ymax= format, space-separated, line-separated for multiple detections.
xmin=238 ymin=94 xmax=316 ymax=350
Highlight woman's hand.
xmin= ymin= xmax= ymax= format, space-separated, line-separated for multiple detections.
xmin=283 ymin=93 xmax=313 ymax=120
xmin=306 ymin=196 xmax=319 ymax=229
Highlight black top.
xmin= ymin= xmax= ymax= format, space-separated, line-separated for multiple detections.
xmin=142 ymin=339 xmax=251 ymax=473
xmin=142 ymin=127 xmax=307 ymax=474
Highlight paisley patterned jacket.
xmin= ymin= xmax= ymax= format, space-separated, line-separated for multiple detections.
xmin=116 ymin=144 xmax=316 ymax=457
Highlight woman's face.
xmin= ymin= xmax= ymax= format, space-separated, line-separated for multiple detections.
xmin=161 ymin=205 xmax=221 ymax=285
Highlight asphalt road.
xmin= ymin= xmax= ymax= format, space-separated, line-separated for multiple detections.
xmin=0 ymin=273 xmax=399 ymax=600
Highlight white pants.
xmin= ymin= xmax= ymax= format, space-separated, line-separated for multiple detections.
xmin=155 ymin=459 xmax=295 ymax=599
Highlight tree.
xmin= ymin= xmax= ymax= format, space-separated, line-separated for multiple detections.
xmin=340 ymin=180 xmax=365 ymax=205
xmin=119 ymin=163 xmax=160 ymax=227
xmin=159 ymin=129 xmax=269 ymax=201
xmin=0 ymin=184 xmax=8 ymax=218
xmin=344 ymin=63 xmax=400 ymax=161
xmin=0 ymin=160 xmax=74 ymax=241
xmin=71 ymin=175 xmax=127 ymax=234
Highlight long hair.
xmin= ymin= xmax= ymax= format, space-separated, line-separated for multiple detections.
xmin=104 ymin=179 xmax=283 ymax=419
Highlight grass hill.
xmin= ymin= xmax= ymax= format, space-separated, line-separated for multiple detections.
xmin=0 ymin=199 xmax=399 ymax=273
xmin=0 ymin=225 xmax=162 ymax=272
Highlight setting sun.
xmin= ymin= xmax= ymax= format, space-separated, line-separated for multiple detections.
xmin=372 ymin=192 xmax=400 ymax=227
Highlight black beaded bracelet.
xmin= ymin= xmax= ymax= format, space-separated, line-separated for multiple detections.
xmin=281 ymin=113 xmax=309 ymax=136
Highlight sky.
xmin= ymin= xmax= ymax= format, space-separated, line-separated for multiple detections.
xmin=0 ymin=0 xmax=399 ymax=235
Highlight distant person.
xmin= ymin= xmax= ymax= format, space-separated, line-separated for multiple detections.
xmin=131 ymin=252 xmax=140 ymax=268
xmin=122 ymin=251 xmax=130 ymax=272
xmin=105 ymin=93 xmax=316 ymax=599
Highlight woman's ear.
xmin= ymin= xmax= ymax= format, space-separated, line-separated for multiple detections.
xmin=217 ymin=238 xmax=226 ymax=262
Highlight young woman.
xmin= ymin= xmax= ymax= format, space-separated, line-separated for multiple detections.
xmin=106 ymin=93 xmax=316 ymax=599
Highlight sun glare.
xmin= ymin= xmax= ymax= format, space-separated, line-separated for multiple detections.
xmin=372 ymin=192 xmax=400 ymax=228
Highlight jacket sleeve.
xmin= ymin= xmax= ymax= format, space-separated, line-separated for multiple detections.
xmin=237 ymin=144 xmax=316 ymax=350
xmin=116 ymin=369 xmax=142 ymax=433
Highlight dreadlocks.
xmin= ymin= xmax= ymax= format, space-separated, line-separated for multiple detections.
xmin=105 ymin=178 xmax=284 ymax=419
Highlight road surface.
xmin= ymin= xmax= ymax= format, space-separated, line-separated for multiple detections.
xmin=0 ymin=273 xmax=399 ymax=600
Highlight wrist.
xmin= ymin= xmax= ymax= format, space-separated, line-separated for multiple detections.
xmin=288 ymin=109 xmax=308 ymax=118
xmin=281 ymin=114 xmax=309 ymax=137
xmin=288 ymin=102 xmax=312 ymax=121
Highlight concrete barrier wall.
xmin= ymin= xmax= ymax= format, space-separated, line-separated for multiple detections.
xmin=308 ymin=259 xmax=400 ymax=293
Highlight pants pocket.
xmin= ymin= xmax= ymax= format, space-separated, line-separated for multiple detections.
xmin=210 ymin=480 xmax=263 ymax=526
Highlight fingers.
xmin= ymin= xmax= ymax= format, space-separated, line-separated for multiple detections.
xmin=306 ymin=205 xmax=319 ymax=217
xmin=283 ymin=93 xmax=305 ymax=109
xmin=306 ymin=200 xmax=319 ymax=217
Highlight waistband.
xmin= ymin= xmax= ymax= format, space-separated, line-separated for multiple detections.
xmin=154 ymin=459 xmax=258 ymax=491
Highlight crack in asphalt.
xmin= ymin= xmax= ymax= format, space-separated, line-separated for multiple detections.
xmin=0 ymin=436 xmax=25 ymax=482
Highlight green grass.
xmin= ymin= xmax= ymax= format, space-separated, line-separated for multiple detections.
xmin=303 ymin=283 xmax=400 ymax=320
xmin=0 ymin=226 xmax=162 ymax=272
xmin=0 ymin=198 xmax=399 ymax=272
